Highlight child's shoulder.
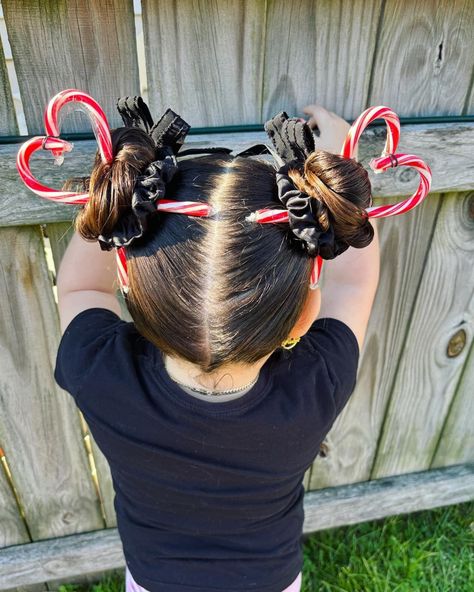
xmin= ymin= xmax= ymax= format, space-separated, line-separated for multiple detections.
xmin=269 ymin=317 xmax=360 ymax=414
xmin=54 ymin=307 xmax=146 ymax=398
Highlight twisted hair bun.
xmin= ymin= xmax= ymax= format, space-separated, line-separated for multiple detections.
xmin=287 ymin=150 xmax=374 ymax=250
xmin=65 ymin=127 xmax=156 ymax=244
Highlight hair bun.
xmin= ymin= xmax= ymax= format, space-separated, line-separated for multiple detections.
xmin=97 ymin=152 xmax=177 ymax=251
xmin=279 ymin=151 xmax=374 ymax=258
xmin=276 ymin=161 xmax=350 ymax=259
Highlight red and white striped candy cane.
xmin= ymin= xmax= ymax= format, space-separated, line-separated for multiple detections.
xmin=366 ymin=153 xmax=432 ymax=217
xmin=248 ymin=106 xmax=431 ymax=289
xmin=340 ymin=105 xmax=400 ymax=159
xmin=45 ymin=88 xmax=114 ymax=164
xmin=17 ymin=89 xmax=113 ymax=204
xmin=16 ymin=88 xmax=214 ymax=294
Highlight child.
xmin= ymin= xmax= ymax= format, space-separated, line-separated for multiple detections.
xmin=54 ymin=101 xmax=380 ymax=592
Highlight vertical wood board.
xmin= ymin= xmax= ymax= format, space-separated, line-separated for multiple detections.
xmin=0 ymin=226 xmax=104 ymax=543
xmin=368 ymin=0 xmax=474 ymax=116
xmin=309 ymin=193 xmax=442 ymax=490
xmin=2 ymin=0 xmax=139 ymax=134
xmin=431 ymin=325 xmax=474 ymax=466
xmin=0 ymin=461 xmax=29 ymax=548
xmin=262 ymin=0 xmax=383 ymax=121
xmin=0 ymin=33 xmax=18 ymax=135
xmin=142 ymin=0 xmax=266 ymax=126
xmin=371 ymin=192 xmax=474 ymax=478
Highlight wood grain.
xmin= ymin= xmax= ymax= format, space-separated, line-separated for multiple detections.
xmin=0 ymin=464 xmax=472 ymax=588
xmin=2 ymin=0 xmax=139 ymax=134
xmin=262 ymin=0 xmax=383 ymax=121
xmin=0 ymin=32 xmax=18 ymax=135
xmin=2 ymin=122 xmax=474 ymax=227
xmin=431 ymin=340 xmax=474 ymax=467
xmin=46 ymin=222 xmax=118 ymax=528
xmin=142 ymin=0 xmax=266 ymax=127
xmin=0 ymin=527 xmax=125 ymax=590
xmin=0 ymin=454 xmax=29 ymax=548
xmin=368 ymin=0 xmax=474 ymax=116
xmin=0 ymin=226 xmax=106 ymax=589
xmin=309 ymin=193 xmax=442 ymax=490
xmin=371 ymin=192 xmax=474 ymax=478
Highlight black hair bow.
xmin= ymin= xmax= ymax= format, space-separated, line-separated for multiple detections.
xmin=97 ymin=98 xmax=191 ymax=251
xmin=264 ymin=111 xmax=349 ymax=259
xmin=264 ymin=111 xmax=315 ymax=163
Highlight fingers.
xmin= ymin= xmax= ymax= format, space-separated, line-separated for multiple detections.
xmin=302 ymin=104 xmax=337 ymax=129
xmin=299 ymin=104 xmax=352 ymax=155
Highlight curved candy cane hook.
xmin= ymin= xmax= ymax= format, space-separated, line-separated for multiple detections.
xmin=44 ymin=88 xmax=114 ymax=164
xmin=250 ymin=106 xmax=432 ymax=289
xmin=340 ymin=105 xmax=401 ymax=160
xmin=16 ymin=89 xmax=212 ymax=294
xmin=17 ymin=89 xmax=114 ymax=204
xmin=311 ymin=105 xmax=431 ymax=288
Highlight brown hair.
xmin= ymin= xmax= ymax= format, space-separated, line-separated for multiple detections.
xmin=68 ymin=127 xmax=373 ymax=373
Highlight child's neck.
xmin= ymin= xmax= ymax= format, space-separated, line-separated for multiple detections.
xmin=163 ymin=353 xmax=272 ymax=394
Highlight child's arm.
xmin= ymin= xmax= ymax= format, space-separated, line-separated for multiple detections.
xmin=56 ymin=231 xmax=122 ymax=334
xmin=302 ymin=103 xmax=380 ymax=352
xmin=316 ymin=219 xmax=380 ymax=352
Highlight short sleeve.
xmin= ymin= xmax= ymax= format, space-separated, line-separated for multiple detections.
xmin=54 ymin=307 xmax=128 ymax=398
xmin=303 ymin=317 xmax=360 ymax=415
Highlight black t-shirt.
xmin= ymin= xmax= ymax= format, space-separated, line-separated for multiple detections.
xmin=54 ymin=308 xmax=359 ymax=592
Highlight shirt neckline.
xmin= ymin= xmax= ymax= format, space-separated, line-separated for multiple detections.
xmin=152 ymin=348 xmax=274 ymax=415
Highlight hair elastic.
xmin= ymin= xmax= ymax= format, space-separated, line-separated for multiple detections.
xmin=245 ymin=106 xmax=432 ymax=287
xmin=16 ymin=89 xmax=215 ymax=294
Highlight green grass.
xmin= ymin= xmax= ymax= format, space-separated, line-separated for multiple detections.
xmin=301 ymin=502 xmax=473 ymax=592
xmin=58 ymin=502 xmax=473 ymax=592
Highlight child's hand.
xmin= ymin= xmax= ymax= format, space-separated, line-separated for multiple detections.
xmin=301 ymin=104 xmax=356 ymax=159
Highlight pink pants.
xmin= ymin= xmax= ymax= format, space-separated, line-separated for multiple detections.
xmin=125 ymin=565 xmax=302 ymax=592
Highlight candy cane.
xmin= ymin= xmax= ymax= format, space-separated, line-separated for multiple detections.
xmin=248 ymin=106 xmax=431 ymax=288
xmin=16 ymin=136 xmax=89 ymax=204
xmin=366 ymin=154 xmax=432 ymax=217
xmin=45 ymin=89 xmax=114 ymax=164
xmin=16 ymin=88 xmax=215 ymax=294
xmin=340 ymin=105 xmax=400 ymax=159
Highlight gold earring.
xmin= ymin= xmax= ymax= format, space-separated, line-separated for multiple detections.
xmin=281 ymin=337 xmax=300 ymax=350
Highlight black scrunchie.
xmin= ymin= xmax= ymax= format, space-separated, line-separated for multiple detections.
xmin=276 ymin=162 xmax=350 ymax=260
xmin=97 ymin=148 xmax=178 ymax=251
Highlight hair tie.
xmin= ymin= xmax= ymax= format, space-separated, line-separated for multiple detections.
xmin=246 ymin=106 xmax=432 ymax=288
xmin=97 ymin=153 xmax=178 ymax=251
xmin=275 ymin=162 xmax=349 ymax=260
xmin=386 ymin=153 xmax=399 ymax=168
xmin=16 ymin=89 xmax=215 ymax=295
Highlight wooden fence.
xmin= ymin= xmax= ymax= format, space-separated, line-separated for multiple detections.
xmin=0 ymin=1 xmax=473 ymax=590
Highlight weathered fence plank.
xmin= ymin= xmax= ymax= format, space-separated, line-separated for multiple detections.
xmin=371 ymin=192 xmax=474 ymax=478
xmin=465 ymin=80 xmax=474 ymax=114
xmin=0 ymin=463 xmax=472 ymax=589
xmin=368 ymin=0 xmax=474 ymax=116
xmin=0 ymin=33 xmax=17 ymax=135
xmin=0 ymin=459 xmax=29 ymax=549
xmin=142 ymin=0 xmax=266 ymax=127
xmin=309 ymin=193 xmax=442 ymax=489
xmin=431 ymin=340 xmax=474 ymax=467
xmin=2 ymin=0 xmax=139 ymax=134
xmin=46 ymin=222 xmax=123 ymax=527
xmin=44 ymin=222 xmax=75 ymax=274
xmin=0 ymin=226 xmax=106 ymax=590
xmin=262 ymin=0 xmax=383 ymax=121
xmin=1 ymin=123 xmax=474 ymax=227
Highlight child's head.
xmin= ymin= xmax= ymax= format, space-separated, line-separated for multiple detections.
xmin=70 ymin=126 xmax=373 ymax=373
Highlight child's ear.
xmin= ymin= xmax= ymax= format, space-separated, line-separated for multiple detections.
xmin=291 ymin=287 xmax=321 ymax=338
